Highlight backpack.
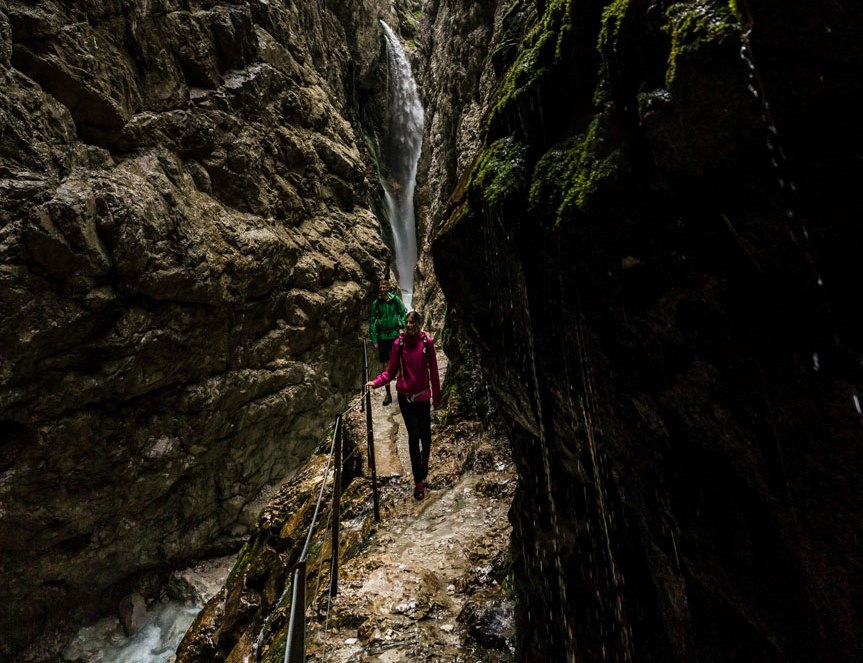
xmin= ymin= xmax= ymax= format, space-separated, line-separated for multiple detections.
xmin=397 ymin=333 xmax=430 ymax=374
xmin=397 ymin=332 xmax=429 ymax=354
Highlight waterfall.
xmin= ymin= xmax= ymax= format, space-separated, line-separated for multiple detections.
xmin=379 ymin=20 xmax=424 ymax=311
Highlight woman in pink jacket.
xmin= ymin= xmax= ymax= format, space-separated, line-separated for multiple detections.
xmin=366 ymin=310 xmax=441 ymax=500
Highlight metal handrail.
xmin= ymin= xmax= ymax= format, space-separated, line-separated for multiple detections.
xmin=283 ymin=561 xmax=306 ymax=663
xmin=281 ymin=341 xmax=382 ymax=662
xmin=283 ymin=416 xmax=339 ymax=663
xmin=330 ymin=414 xmax=343 ymax=597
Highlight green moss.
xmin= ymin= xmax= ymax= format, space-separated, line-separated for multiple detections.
xmin=727 ymin=0 xmax=743 ymax=22
xmin=597 ymin=0 xmax=631 ymax=51
xmin=398 ymin=9 xmax=420 ymax=38
xmin=663 ymin=1 xmax=739 ymax=85
xmin=594 ymin=0 xmax=631 ymax=105
xmin=363 ymin=133 xmax=379 ymax=171
xmin=227 ymin=530 xmax=265 ymax=583
xmin=437 ymin=199 xmax=469 ymax=239
xmin=471 ymin=137 xmax=529 ymax=208
xmin=529 ymin=117 xmax=619 ymax=225
xmin=487 ymin=0 xmax=574 ymax=130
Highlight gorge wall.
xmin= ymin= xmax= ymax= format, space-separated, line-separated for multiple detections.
xmin=4 ymin=0 xmax=863 ymax=660
xmin=0 ymin=0 xmax=403 ymax=654
xmin=431 ymin=0 xmax=863 ymax=660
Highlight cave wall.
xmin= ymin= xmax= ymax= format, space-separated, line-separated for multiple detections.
xmin=0 ymin=0 xmax=401 ymax=654
xmin=431 ymin=0 xmax=863 ymax=660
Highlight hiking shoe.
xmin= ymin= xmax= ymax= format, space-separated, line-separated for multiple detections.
xmin=414 ymin=481 xmax=424 ymax=501
xmin=382 ymin=392 xmax=392 ymax=406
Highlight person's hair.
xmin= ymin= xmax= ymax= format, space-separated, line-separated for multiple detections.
xmin=406 ymin=310 xmax=422 ymax=326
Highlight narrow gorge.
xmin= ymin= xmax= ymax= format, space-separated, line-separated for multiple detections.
xmin=1 ymin=0 xmax=861 ymax=661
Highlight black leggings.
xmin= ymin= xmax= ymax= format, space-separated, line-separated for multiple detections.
xmin=398 ymin=395 xmax=431 ymax=483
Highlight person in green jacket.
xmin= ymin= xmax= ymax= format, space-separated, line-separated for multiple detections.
xmin=369 ymin=278 xmax=407 ymax=405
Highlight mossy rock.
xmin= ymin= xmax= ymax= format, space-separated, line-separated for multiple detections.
xmin=486 ymin=0 xmax=575 ymax=132
xmin=529 ymin=116 xmax=620 ymax=225
xmin=662 ymin=0 xmax=740 ymax=85
xmin=398 ymin=8 xmax=421 ymax=38
xmin=469 ymin=136 xmax=529 ymax=209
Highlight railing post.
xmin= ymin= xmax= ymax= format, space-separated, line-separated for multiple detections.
xmin=361 ymin=340 xmax=367 ymax=414
xmin=330 ymin=415 xmax=342 ymax=596
xmin=284 ymin=560 xmax=306 ymax=663
xmin=363 ymin=343 xmax=381 ymax=523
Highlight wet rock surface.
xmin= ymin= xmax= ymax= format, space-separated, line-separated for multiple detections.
xmin=305 ymin=450 xmax=515 ymax=662
xmin=177 ymin=361 xmax=517 ymax=662
xmin=0 ymin=0 xmax=412 ymax=656
xmin=430 ymin=0 xmax=863 ymax=660
xmin=57 ymin=554 xmax=235 ymax=662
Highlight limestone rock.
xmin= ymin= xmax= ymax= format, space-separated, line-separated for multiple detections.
xmin=0 ymin=0 xmax=402 ymax=656
xmin=431 ymin=0 xmax=863 ymax=660
xmin=178 ymin=393 xmax=516 ymax=663
xmin=118 ymin=592 xmax=147 ymax=637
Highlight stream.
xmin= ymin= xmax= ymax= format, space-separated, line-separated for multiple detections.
xmin=60 ymin=555 xmax=235 ymax=662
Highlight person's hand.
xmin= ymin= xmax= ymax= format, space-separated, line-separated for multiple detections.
xmin=365 ymin=381 xmax=375 ymax=389
xmin=373 ymin=342 xmax=378 ymax=349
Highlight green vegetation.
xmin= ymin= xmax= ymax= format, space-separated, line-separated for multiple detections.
xmin=529 ymin=117 xmax=619 ymax=225
xmin=398 ymin=8 xmax=421 ymax=39
xmin=227 ymin=530 xmax=265 ymax=584
xmin=594 ymin=0 xmax=631 ymax=105
xmin=727 ymin=0 xmax=743 ymax=22
xmin=363 ymin=133 xmax=381 ymax=178
xmin=471 ymin=137 xmax=529 ymax=207
xmin=662 ymin=1 xmax=739 ymax=84
xmin=598 ymin=0 xmax=631 ymax=50
xmin=262 ymin=632 xmax=288 ymax=663
xmin=486 ymin=0 xmax=574 ymax=130
xmin=448 ymin=0 xmax=625 ymax=234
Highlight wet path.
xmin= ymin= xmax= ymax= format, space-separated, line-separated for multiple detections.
xmin=368 ymin=354 xmax=449 ymax=481
xmin=367 ymin=377 xmax=409 ymax=480
xmin=307 ymin=355 xmax=517 ymax=661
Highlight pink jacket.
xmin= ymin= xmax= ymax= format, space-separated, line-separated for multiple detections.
xmin=373 ymin=331 xmax=441 ymax=407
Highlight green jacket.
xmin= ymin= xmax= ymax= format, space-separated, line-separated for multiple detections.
xmin=369 ymin=292 xmax=407 ymax=343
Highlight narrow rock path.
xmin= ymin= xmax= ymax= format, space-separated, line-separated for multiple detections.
xmin=305 ymin=356 xmax=517 ymax=661
xmin=368 ymin=377 xmax=408 ymax=480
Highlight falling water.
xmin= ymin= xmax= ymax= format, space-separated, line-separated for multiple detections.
xmin=736 ymin=18 xmax=863 ymax=455
xmin=379 ymin=20 xmax=424 ymax=311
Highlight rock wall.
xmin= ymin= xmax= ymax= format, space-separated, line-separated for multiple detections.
xmin=430 ymin=0 xmax=863 ymax=660
xmin=6 ymin=0 xmax=862 ymax=658
xmin=0 ymin=0 xmax=399 ymax=654
xmin=412 ymin=0 xmax=536 ymax=332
